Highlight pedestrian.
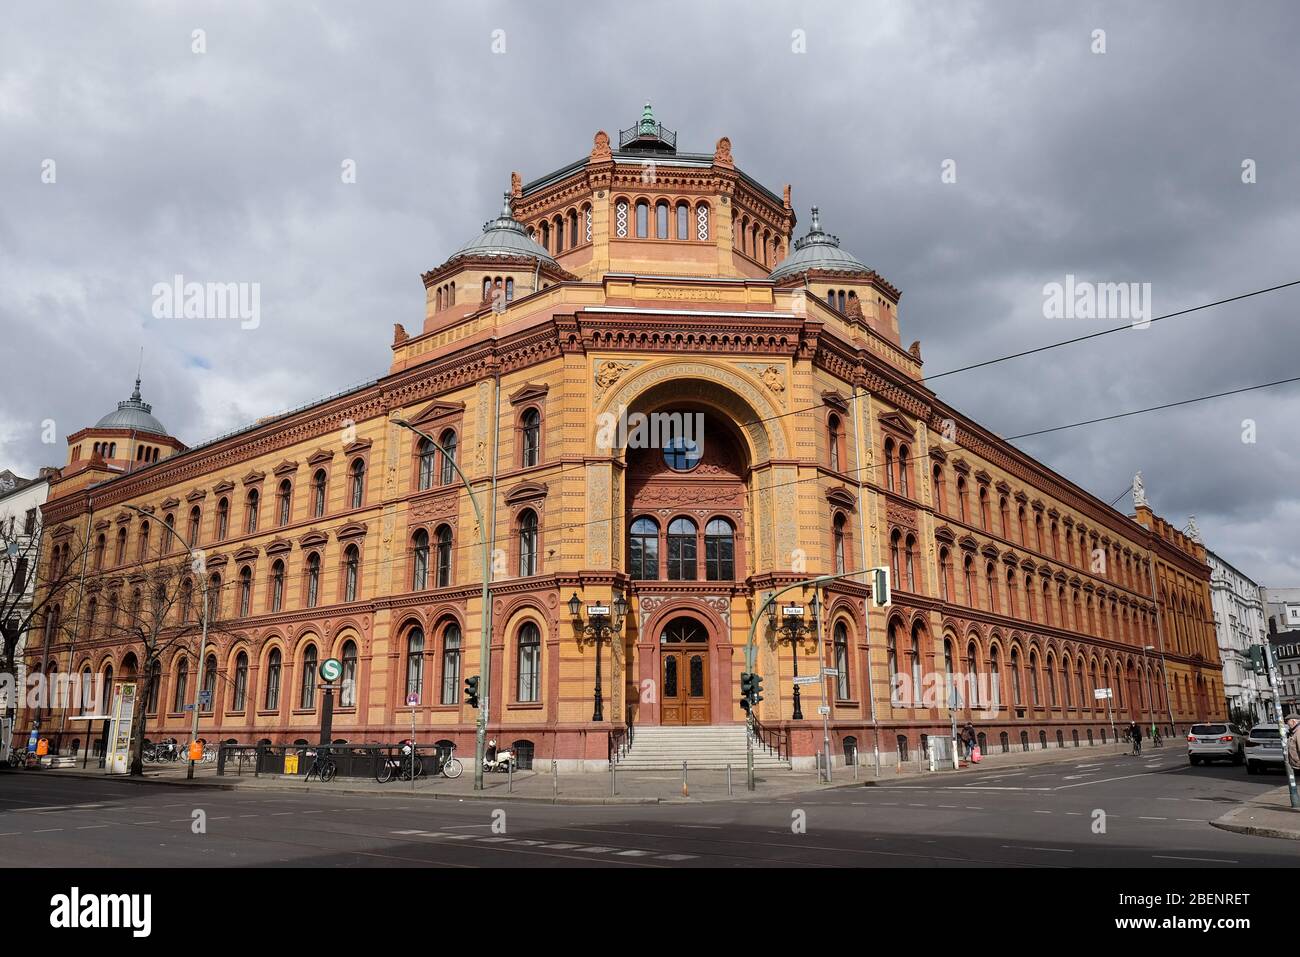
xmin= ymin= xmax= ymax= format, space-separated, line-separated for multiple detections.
xmin=963 ymin=723 xmax=977 ymax=760
xmin=1286 ymin=715 xmax=1300 ymax=778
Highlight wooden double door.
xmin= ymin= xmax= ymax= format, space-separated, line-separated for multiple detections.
xmin=660 ymin=617 xmax=711 ymax=725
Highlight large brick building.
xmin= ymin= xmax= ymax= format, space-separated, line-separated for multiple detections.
xmin=28 ymin=107 xmax=1225 ymax=769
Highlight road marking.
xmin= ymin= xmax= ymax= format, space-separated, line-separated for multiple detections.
xmin=477 ymin=837 xmax=514 ymax=843
xmin=1139 ymin=816 xmax=1167 ymax=821
xmin=542 ymin=843 xmax=581 ymax=850
xmin=76 ymin=825 xmax=109 ymax=830
xmin=657 ymin=854 xmax=696 ymax=861
xmin=1153 ymin=854 xmax=1237 ymax=864
xmin=617 ymin=849 xmax=652 ymax=857
xmin=1032 ymin=810 xmax=1052 ymax=815
xmin=392 ymin=829 xmax=427 ymax=835
xmin=576 ymin=846 xmax=618 ymax=854
xmin=33 ymin=828 xmax=64 ymax=833
xmin=965 ymin=806 xmax=984 ymax=810
xmin=1054 ymin=767 xmax=1188 ymax=790
xmin=677 ymin=825 xmax=722 ymax=829
xmin=938 ymin=805 xmax=959 ymax=809
xmin=1001 ymin=845 xmax=1073 ymax=853
xmin=239 ymin=814 xmax=259 ymax=818
xmin=131 ymin=821 xmax=160 ymax=825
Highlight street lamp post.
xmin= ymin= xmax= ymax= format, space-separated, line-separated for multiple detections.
xmin=1142 ymin=644 xmax=1158 ymax=741
xmin=569 ymin=592 xmax=627 ymax=722
xmin=770 ymin=601 xmax=817 ymax=721
xmin=393 ymin=418 xmax=493 ymax=791
xmin=127 ymin=503 xmax=207 ymax=780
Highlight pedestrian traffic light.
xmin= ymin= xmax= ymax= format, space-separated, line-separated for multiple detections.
xmin=872 ymin=567 xmax=891 ymax=607
xmin=464 ymin=675 xmax=480 ymax=709
xmin=740 ymin=672 xmax=754 ymax=712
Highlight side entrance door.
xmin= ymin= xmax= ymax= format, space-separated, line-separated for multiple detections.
xmin=660 ymin=617 xmax=710 ymax=726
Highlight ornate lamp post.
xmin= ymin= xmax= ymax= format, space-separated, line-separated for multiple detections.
xmin=569 ymin=591 xmax=627 ymax=722
xmin=769 ymin=594 xmax=819 ymax=721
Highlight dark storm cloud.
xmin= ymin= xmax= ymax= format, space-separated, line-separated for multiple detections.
xmin=1 ymin=0 xmax=1296 ymax=581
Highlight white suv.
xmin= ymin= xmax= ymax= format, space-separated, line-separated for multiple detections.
xmin=1187 ymin=722 xmax=1245 ymax=765
xmin=1244 ymin=723 xmax=1286 ymax=774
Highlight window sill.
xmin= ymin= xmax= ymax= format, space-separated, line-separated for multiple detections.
xmin=291 ymin=708 xmax=318 ymax=716
xmin=256 ymin=710 xmax=280 ymax=718
xmin=509 ymin=701 xmax=543 ymax=710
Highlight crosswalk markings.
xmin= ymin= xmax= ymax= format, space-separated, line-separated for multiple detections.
xmin=386 ymin=830 xmax=697 ymax=861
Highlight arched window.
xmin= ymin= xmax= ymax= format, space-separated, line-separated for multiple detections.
xmin=966 ymin=642 xmax=980 ymax=706
xmin=538 ymin=223 xmax=548 ymax=253
xmin=520 ymin=408 xmax=541 ymax=468
xmin=265 ymin=649 xmax=281 ymax=710
xmin=276 ymin=479 xmax=292 ymax=526
xmin=553 ymin=218 xmax=564 ymax=253
xmin=202 ymin=654 xmax=217 ymax=712
xmin=884 ymin=439 xmax=895 ymax=491
xmin=405 ymin=627 xmax=424 ymax=699
xmin=116 ymin=526 xmax=127 ymax=564
xmin=956 ymin=478 xmax=967 ymax=522
xmin=932 ymin=465 xmax=945 ymax=513
xmin=828 ymin=414 xmax=842 ymax=472
xmin=238 ymin=566 xmax=252 ymax=617
xmin=904 ymin=535 xmax=917 ymax=592
xmin=833 ymin=513 xmax=847 ymax=575
xmin=144 ymin=660 xmax=160 ymax=714
xmin=890 ymin=530 xmax=902 ymax=587
xmin=343 ymin=544 xmax=359 ymax=602
xmin=887 ymin=625 xmax=901 ymax=705
xmin=440 ymin=622 xmax=461 ymax=705
xmin=978 ymin=486 xmax=990 ymax=530
xmin=568 ymin=209 xmax=578 ymax=247
xmin=173 ymin=657 xmax=189 ymax=712
xmin=505 ymin=277 xmax=514 ymax=302
xmin=411 ymin=530 xmax=429 ymax=590
xmin=676 ymin=202 xmax=689 ymax=240
xmin=938 ymin=548 xmax=951 ymax=601
xmin=94 ymin=533 xmax=106 ymax=569
xmin=635 ymin=200 xmax=649 ymax=238
xmin=349 ymin=458 xmax=365 ymax=509
xmin=898 ymin=445 xmax=910 ymax=496
xmin=518 ymin=510 xmax=538 ymax=577
xmin=438 ymin=429 xmax=457 ymax=486
xmin=705 ymin=518 xmax=735 ymax=581
xmin=416 ymin=438 xmax=436 ymax=490
xmin=312 ymin=469 xmax=327 ymax=518
xmin=300 ymin=645 xmax=317 ymax=710
xmin=206 ymin=574 xmax=220 ymax=622
xmin=270 ymin=560 xmax=285 ymax=612
xmin=629 ymin=517 xmax=659 ymax=580
xmin=667 ymin=517 xmax=697 ymax=581
xmin=340 ymin=640 xmax=357 ymax=708
xmin=985 ymin=562 xmax=998 ymax=613
xmin=1011 ymin=648 xmax=1023 ymax=706
xmin=305 ymin=553 xmax=321 ymax=608
xmin=233 ymin=652 xmax=248 ymax=712
xmin=245 ymin=489 xmax=259 ymax=534
xmin=215 ymin=498 xmax=230 ymax=541
xmin=435 ymin=525 xmax=452 ymax=588
xmin=834 ymin=622 xmax=850 ymax=699
xmin=963 ymin=555 xmax=976 ymax=605
xmin=909 ymin=624 xmax=923 ymax=707
xmin=655 ymin=200 xmax=669 ymax=239
xmin=517 ymin=622 xmax=541 ymax=702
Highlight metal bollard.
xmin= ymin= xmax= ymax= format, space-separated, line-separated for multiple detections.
xmin=727 ymin=764 xmax=732 ymax=797
xmin=553 ymin=759 xmax=558 ymax=801
xmin=852 ymin=746 xmax=859 ymax=782
xmin=508 ymin=756 xmax=513 ymax=793
xmin=610 ymin=759 xmax=616 ymax=796
xmin=681 ymin=760 xmax=688 ymax=797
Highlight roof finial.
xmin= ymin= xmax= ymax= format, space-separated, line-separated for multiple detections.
xmin=501 ymin=192 xmax=513 ymax=219
xmin=810 ymin=206 xmax=821 ymax=232
xmin=639 ymin=101 xmax=656 ymax=136
xmin=133 ymin=347 xmax=144 ymax=400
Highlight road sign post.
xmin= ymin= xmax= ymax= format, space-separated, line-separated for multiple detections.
xmin=319 ymin=658 xmax=342 ymax=747
xmin=406 ymin=691 xmax=419 ymax=791
xmin=1095 ymin=687 xmax=1116 ymax=750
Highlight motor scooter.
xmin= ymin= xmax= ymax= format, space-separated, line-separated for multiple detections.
xmin=483 ymin=738 xmax=516 ymax=773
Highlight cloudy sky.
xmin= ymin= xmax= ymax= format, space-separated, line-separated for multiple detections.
xmin=2 ymin=1 xmax=1297 ymax=584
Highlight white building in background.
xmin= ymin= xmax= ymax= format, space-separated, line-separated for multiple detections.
xmin=1264 ymin=587 xmax=1300 ymax=715
xmin=1206 ymin=550 xmax=1268 ymax=723
xmin=0 ymin=469 xmax=55 ymax=721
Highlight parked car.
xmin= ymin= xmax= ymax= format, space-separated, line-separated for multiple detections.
xmin=1187 ymin=722 xmax=1245 ymax=765
xmin=1244 ymin=723 xmax=1286 ymax=774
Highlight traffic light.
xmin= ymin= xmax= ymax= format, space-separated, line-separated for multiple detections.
xmin=464 ymin=675 xmax=480 ymax=709
xmin=740 ymin=672 xmax=754 ymax=712
xmin=751 ymin=674 xmax=764 ymax=706
xmin=1246 ymin=645 xmax=1268 ymax=676
xmin=872 ymin=567 xmax=891 ymax=607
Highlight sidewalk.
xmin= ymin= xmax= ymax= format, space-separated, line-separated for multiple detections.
xmin=1211 ymin=784 xmax=1300 ymax=841
xmin=32 ymin=739 xmax=1149 ymax=805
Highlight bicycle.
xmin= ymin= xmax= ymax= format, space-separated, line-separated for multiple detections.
xmin=1152 ymin=729 xmax=1163 ymax=749
xmin=377 ymin=744 xmax=422 ymax=783
xmin=437 ymin=743 xmax=463 ymax=779
xmin=304 ymin=749 xmax=337 ymax=783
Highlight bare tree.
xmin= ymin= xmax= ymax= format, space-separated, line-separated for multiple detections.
xmin=0 ymin=517 xmax=92 ymax=722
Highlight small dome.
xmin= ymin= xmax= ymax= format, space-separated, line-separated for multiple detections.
xmin=769 ymin=206 xmax=872 ymax=280
xmin=95 ymin=378 xmax=168 ymax=435
xmin=447 ymin=194 xmax=556 ymax=266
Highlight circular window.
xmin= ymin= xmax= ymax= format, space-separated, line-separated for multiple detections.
xmin=662 ymin=436 xmax=702 ymax=472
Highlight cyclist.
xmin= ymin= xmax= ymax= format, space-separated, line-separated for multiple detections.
xmin=1127 ymin=720 xmax=1142 ymax=756
xmin=1152 ymin=726 xmax=1163 ymax=748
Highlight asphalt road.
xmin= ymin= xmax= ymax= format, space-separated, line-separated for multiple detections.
xmin=1 ymin=747 xmax=1295 ymax=867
